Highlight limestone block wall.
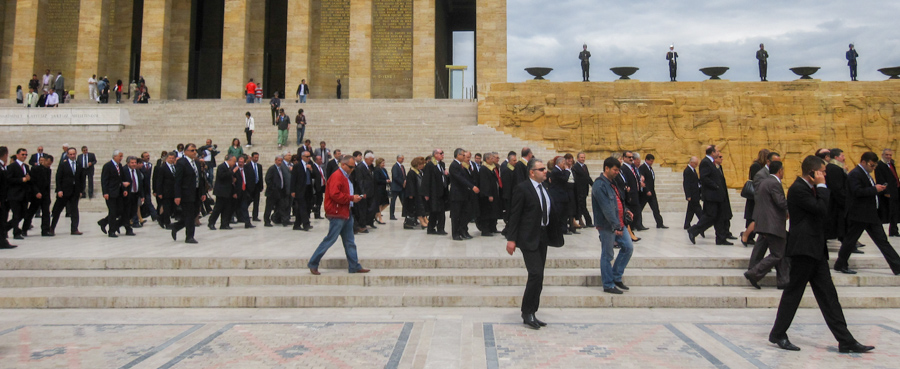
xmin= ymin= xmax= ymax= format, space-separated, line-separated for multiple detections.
xmin=0 ymin=0 xmax=15 ymax=97
xmin=478 ymin=80 xmax=900 ymax=187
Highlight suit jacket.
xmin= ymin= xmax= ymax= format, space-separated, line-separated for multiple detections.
xmin=56 ymin=159 xmax=84 ymax=197
xmin=313 ymin=148 xmax=331 ymax=163
xmin=174 ymin=157 xmax=205 ymax=202
xmin=213 ymin=163 xmax=234 ymax=198
xmin=100 ymin=160 xmax=124 ymax=198
xmin=699 ymin=157 xmax=726 ymax=203
xmin=121 ymin=166 xmax=144 ymax=196
xmin=76 ymin=153 xmax=97 ymax=174
xmin=242 ymin=163 xmax=258 ymax=194
xmin=620 ymin=163 xmax=641 ymax=205
xmin=234 ymin=165 xmax=249 ymax=199
xmin=683 ymin=166 xmax=700 ymax=200
xmin=448 ymin=160 xmax=477 ymax=202
xmin=0 ymin=161 xmax=7 ymax=201
xmin=325 ymin=159 xmax=340 ymax=181
xmin=845 ymin=165 xmax=881 ymax=224
xmin=752 ymin=165 xmax=770 ymax=194
xmin=249 ymin=161 xmax=264 ymax=193
xmin=291 ymin=161 xmax=310 ymax=197
xmin=350 ymin=162 xmax=374 ymax=198
xmin=391 ymin=162 xmax=406 ymax=192
xmin=505 ymin=180 xmax=563 ymax=251
xmin=639 ymin=163 xmax=656 ymax=197
xmin=825 ymin=163 xmax=847 ymax=210
xmin=753 ymin=175 xmax=788 ymax=238
xmin=513 ymin=161 xmax=529 ymax=187
xmin=875 ymin=160 xmax=899 ymax=222
xmin=547 ymin=166 xmax=570 ymax=204
xmin=572 ymin=162 xmax=593 ymax=198
xmin=6 ymin=160 xmax=32 ymax=201
xmin=28 ymin=153 xmax=48 ymax=166
xmin=500 ymin=162 xmax=517 ymax=200
xmin=265 ymin=164 xmax=285 ymax=198
xmin=155 ymin=162 xmax=177 ymax=199
xmin=140 ymin=163 xmax=153 ymax=196
xmin=279 ymin=163 xmax=292 ymax=196
xmin=30 ymin=165 xmax=51 ymax=198
xmin=54 ymin=76 xmax=65 ymax=91
xmin=785 ymin=177 xmax=830 ymax=260
xmin=421 ymin=160 xmax=448 ymax=211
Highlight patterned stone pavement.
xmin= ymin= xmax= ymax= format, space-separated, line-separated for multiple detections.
xmin=1 ymin=308 xmax=899 ymax=369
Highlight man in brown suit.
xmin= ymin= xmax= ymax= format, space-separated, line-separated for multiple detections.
xmin=744 ymin=161 xmax=789 ymax=289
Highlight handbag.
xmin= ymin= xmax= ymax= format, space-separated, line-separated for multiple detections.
xmin=623 ymin=209 xmax=633 ymax=226
xmin=740 ymin=180 xmax=755 ymax=199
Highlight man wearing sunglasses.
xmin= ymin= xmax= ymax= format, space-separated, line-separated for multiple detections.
xmin=171 ymin=144 xmax=207 ymax=244
xmin=308 ymin=156 xmax=370 ymax=275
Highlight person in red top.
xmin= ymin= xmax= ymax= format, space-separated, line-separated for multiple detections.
xmin=307 ymin=156 xmax=371 ymax=275
xmin=245 ymin=79 xmax=256 ymax=104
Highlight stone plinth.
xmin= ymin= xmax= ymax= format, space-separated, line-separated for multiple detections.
xmin=478 ymin=80 xmax=900 ymax=188
xmin=0 ymin=107 xmax=130 ymax=129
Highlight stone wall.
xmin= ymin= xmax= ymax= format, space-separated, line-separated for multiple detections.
xmin=35 ymin=0 xmax=80 ymax=88
xmin=0 ymin=0 xmax=14 ymax=97
xmin=478 ymin=80 xmax=900 ymax=187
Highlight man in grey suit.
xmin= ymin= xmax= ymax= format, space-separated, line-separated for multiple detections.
xmin=54 ymin=72 xmax=65 ymax=103
xmin=744 ymin=161 xmax=789 ymax=289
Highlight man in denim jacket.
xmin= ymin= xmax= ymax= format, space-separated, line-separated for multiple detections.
xmin=592 ymin=157 xmax=634 ymax=294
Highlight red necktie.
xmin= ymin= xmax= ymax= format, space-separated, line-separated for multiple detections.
xmin=495 ymin=168 xmax=502 ymax=188
xmin=241 ymin=168 xmax=246 ymax=190
xmin=131 ymin=170 xmax=138 ymax=192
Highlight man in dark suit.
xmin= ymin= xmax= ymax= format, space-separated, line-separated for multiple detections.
xmin=389 ymin=155 xmax=406 ymax=220
xmin=6 ymin=148 xmax=33 ymax=240
xmin=639 ymin=154 xmax=666 ymax=229
xmin=744 ymin=161 xmax=789 ymax=289
xmin=874 ymin=149 xmax=899 ymax=237
xmin=154 ymin=152 xmax=178 ymax=229
xmin=234 ymin=156 xmax=255 ymax=228
xmin=477 ymin=153 xmax=502 ymax=236
xmin=572 ymin=152 xmax=593 ymax=227
xmin=248 ymin=152 xmax=264 ymax=221
xmin=769 ymin=155 xmax=874 ymax=353
xmin=312 ymin=155 xmax=326 ymax=219
xmin=98 ymin=150 xmax=126 ymax=237
xmin=351 ymin=152 xmax=376 ymax=231
xmin=77 ymin=146 xmax=97 ymax=198
xmin=119 ymin=156 xmax=143 ymax=235
xmin=264 ymin=156 xmax=287 ymax=227
xmin=500 ymin=152 xmax=518 ymax=231
xmin=171 ymin=143 xmax=207 ymax=243
xmin=825 ymin=149 xmax=849 ymax=241
xmin=620 ymin=151 xmax=645 ymax=231
xmin=833 ymin=152 xmax=900 ymax=275
xmin=506 ymin=158 xmax=562 ymax=330
xmin=422 ymin=149 xmax=449 ymax=235
xmin=688 ymin=145 xmax=731 ymax=245
xmin=514 ymin=148 xmax=533 ymax=188
xmin=27 ymin=146 xmax=46 ymax=166
xmin=208 ymin=154 xmax=237 ymax=230
xmin=682 ymin=157 xmax=701 ymax=229
xmin=449 ymin=148 xmax=480 ymax=241
xmin=291 ymin=151 xmax=312 ymax=231
xmin=325 ymin=150 xmax=342 ymax=180
xmin=23 ymin=154 xmax=52 ymax=237
xmin=0 ymin=147 xmax=15 ymax=249
xmin=51 ymin=148 xmax=84 ymax=235
xmin=138 ymin=152 xmax=157 ymax=223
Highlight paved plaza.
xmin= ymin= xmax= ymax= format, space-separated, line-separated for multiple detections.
xmin=1 ymin=211 xmax=899 ymax=367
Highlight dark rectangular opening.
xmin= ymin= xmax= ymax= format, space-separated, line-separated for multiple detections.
xmin=188 ymin=0 xmax=225 ymax=99
xmin=263 ymin=0 xmax=288 ymax=98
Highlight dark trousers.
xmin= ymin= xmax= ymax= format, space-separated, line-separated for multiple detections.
xmin=8 ymin=200 xmax=27 ymax=237
xmin=293 ymin=195 xmax=309 ymax=227
xmin=759 ymin=61 xmax=767 ymax=80
xmin=746 ymin=233 xmax=790 ymax=287
xmin=640 ymin=195 xmax=664 ymax=227
xmin=770 ymin=256 xmax=855 ymax=345
xmin=428 ymin=210 xmax=446 ymax=233
xmin=24 ymin=196 xmax=50 ymax=232
xmin=450 ymin=201 xmax=469 ymax=237
xmin=389 ymin=190 xmax=402 ymax=219
xmin=251 ymin=190 xmax=261 ymax=220
xmin=581 ymin=65 xmax=589 ymax=81
xmin=849 ymin=64 xmax=858 ymax=80
xmin=684 ymin=199 xmax=702 ymax=228
xmin=84 ymin=172 xmax=94 ymax=198
xmin=238 ymin=195 xmax=252 ymax=226
xmin=208 ymin=196 xmax=234 ymax=228
xmin=102 ymin=197 xmax=124 ymax=234
xmin=367 ymin=194 xmax=378 ymax=226
xmin=1 ymin=200 xmax=9 ymax=245
xmin=50 ymin=194 xmax=80 ymax=232
xmin=669 ymin=63 xmax=677 ymax=80
xmin=157 ymin=197 xmax=174 ymax=227
xmin=141 ymin=192 xmax=157 ymax=220
xmin=123 ymin=192 xmax=140 ymax=228
xmin=313 ymin=189 xmax=323 ymax=218
xmin=628 ymin=203 xmax=643 ymax=229
xmin=264 ymin=195 xmax=284 ymax=224
xmin=835 ymin=221 xmax=900 ymax=274
xmin=520 ymin=227 xmax=549 ymax=315
xmin=688 ymin=200 xmax=727 ymax=241
xmin=245 ymin=130 xmax=252 ymax=146
xmin=172 ymin=200 xmax=199 ymax=239
xmin=575 ymin=192 xmax=592 ymax=226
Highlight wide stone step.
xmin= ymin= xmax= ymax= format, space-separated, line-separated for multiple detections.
xmin=0 ymin=268 xmax=895 ymax=288
xmin=2 ymin=285 xmax=898 ymax=308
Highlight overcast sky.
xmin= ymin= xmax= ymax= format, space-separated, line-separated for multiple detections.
xmin=454 ymin=0 xmax=900 ymax=87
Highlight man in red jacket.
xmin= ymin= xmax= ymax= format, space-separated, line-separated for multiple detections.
xmin=308 ymin=156 xmax=371 ymax=275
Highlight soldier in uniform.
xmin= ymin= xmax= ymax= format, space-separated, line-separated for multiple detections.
xmin=579 ymin=44 xmax=591 ymax=82
xmin=756 ymin=44 xmax=769 ymax=81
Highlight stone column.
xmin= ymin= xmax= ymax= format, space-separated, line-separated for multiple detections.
xmin=74 ymin=0 xmax=107 ymax=101
xmin=140 ymin=0 xmax=174 ymax=100
xmin=475 ymin=0 xmax=506 ymax=98
xmin=349 ymin=0 xmax=372 ymax=99
xmin=285 ymin=0 xmax=310 ymax=98
xmin=221 ymin=0 xmax=250 ymax=99
xmin=8 ymin=0 xmax=40 ymax=99
xmin=412 ymin=0 xmax=435 ymax=99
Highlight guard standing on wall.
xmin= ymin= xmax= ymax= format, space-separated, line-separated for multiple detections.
xmin=579 ymin=44 xmax=591 ymax=82
xmin=666 ymin=45 xmax=678 ymax=82
xmin=756 ymin=44 xmax=769 ymax=81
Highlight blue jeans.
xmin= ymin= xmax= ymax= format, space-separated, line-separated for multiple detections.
xmin=299 ymin=95 xmax=307 ymax=103
xmin=246 ymin=94 xmax=254 ymax=103
xmin=307 ymin=216 xmax=363 ymax=272
xmin=598 ymin=228 xmax=633 ymax=289
xmin=296 ymin=125 xmax=305 ymax=145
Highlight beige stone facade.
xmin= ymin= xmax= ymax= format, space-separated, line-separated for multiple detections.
xmin=1 ymin=0 xmax=507 ymax=100
xmin=478 ymin=80 xmax=900 ymax=187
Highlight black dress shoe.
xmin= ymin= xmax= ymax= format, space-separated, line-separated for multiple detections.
xmin=770 ymin=337 xmax=800 ymax=351
xmin=614 ymin=281 xmax=629 ymax=291
xmin=657 ymin=225 xmax=669 ymax=229
xmin=585 ymin=223 xmax=594 ymax=228
xmin=108 ymin=233 xmax=118 ymax=238
xmin=375 ymin=220 xmax=386 ymax=225
xmin=743 ymin=272 xmax=761 ymax=289
xmin=98 ymin=220 xmax=107 ymax=234
xmin=369 ymin=224 xmax=378 ymax=229
xmin=838 ymin=342 xmax=874 ymax=353
xmin=603 ymin=287 xmax=623 ymax=294
xmin=245 ymin=224 xmax=256 ymax=229
xmin=835 ymin=267 xmax=857 ymax=275
xmin=522 ymin=313 xmax=540 ymax=330
xmin=264 ymin=223 xmax=273 ymax=227
xmin=700 ymin=231 xmax=706 ymax=238
xmin=124 ymin=231 xmax=136 ymax=236
xmin=635 ymin=227 xmax=650 ymax=231
xmin=570 ymin=230 xmax=580 ymax=234
xmin=532 ymin=315 xmax=548 ymax=327
xmin=482 ymin=232 xmax=494 ymax=237
xmin=171 ymin=229 xmax=177 ymax=241
xmin=208 ymin=225 xmax=216 ymax=231
xmin=437 ymin=231 xmax=448 ymax=235
xmin=716 ymin=240 xmax=734 ymax=246
xmin=220 ymin=226 xmax=233 ymax=230
xmin=252 ymin=218 xmax=262 ymax=222
xmin=462 ymin=233 xmax=473 ymax=239
xmin=452 ymin=235 xmax=463 ymax=241
xmin=41 ymin=231 xmax=54 ymax=237
xmin=850 ymin=249 xmax=864 ymax=254
xmin=688 ymin=232 xmax=696 ymax=245
xmin=726 ymin=235 xmax=738 ymax=240
xmin=0 ymin=244 xmax=17 ymax=249
xmin=390 ymin=217 xmax=398 ymax=220
xmin=13 ymin=235 xmax=24 ymax=240
xmin=185 ymin=238 xmax=198 ymax=244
